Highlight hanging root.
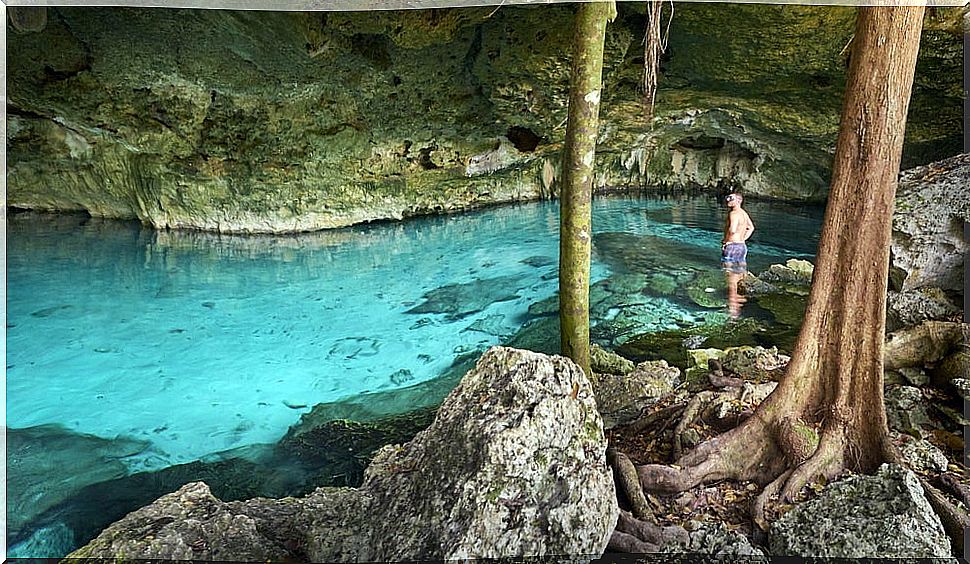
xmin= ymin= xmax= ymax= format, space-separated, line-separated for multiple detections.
xmin=610 ymin=510 xmax=690 ymax=553
xmin=608 ymin=447 xmax=656 ymax=523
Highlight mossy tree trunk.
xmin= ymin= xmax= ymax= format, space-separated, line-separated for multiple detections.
xmin=559 ymin=1 xmax=615 ymax=378
xmin=636 ymin=3 xmax=927 ymax=521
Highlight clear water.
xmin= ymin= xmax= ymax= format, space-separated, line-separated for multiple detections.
xmin=5 ymin=195 xmax=822 ymax=554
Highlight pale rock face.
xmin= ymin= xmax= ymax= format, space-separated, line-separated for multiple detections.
xmin=769 ymin=464 xmax=950 ymax=558
xmin=70 ymin=347 xmax=618 ymax=562
xmin=891 ymin=153 xmax=969 ymax=294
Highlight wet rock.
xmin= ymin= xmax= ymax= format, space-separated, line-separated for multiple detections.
xmin=769 ymin=464 xmax=950 ymax=558
xmin=506 ymin=316 xmax=560 ymax=356
xmin=73 ymin=347 xmax=618 ymax=561
xmin=277 ymin=408 xmax=437 ymax=487
xmin=593 ymin=360 xmax=681 ymax=429
xmin=753 ymin=291 xmax=808 ymax=327
xmin=736 ymin=272 xmax=780 ymax=296
xmin=527 ymin=294 xmax=559 ymax=317
xmin=895 ymin=433 xmax=949 ymax=474
xmin=884 ymin=385 xmax=934 ymax=437
xmin=886 ymin=287 xmax=961 ymax=332
xmin=646 ymin=272 xmax=678 ymax=295
xmin=6 ymin=425 xmax=151 ymax=545
xmin=406 ymin=275 xmax=522 ymax=320
xmin=590 ymin=343 xmax=635 ymax=376
xmin=891 ymin=153 xmax=970 ymax=294
xmin=69 ymin=482 xmax=299 ymax=561
xmin=762 ymin=259 xmax=814 ymax=283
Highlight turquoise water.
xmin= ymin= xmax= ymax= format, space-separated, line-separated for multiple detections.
xmin=6 ymin=195 xmax=822 ymax=555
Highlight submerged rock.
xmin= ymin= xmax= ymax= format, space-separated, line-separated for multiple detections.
xmin=6 ymin=425 xmax=151 ymax=546
xmin=71 ymin=347 xmax=618 ymax=561
xmin=769 ymin=464 xmax=950 ymax=558
xmin=406 ymin=275 xmax=522 ymax=320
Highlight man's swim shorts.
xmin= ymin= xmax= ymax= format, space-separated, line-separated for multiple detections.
xmin=721 ymin=242 xmax=748 ymax=269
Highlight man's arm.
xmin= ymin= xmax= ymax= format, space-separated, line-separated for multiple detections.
xmin=742 ymin=211 xmax=755 ymax=241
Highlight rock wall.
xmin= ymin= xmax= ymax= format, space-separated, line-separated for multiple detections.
xmin=6 ymin=5 xmax=964 ymax=233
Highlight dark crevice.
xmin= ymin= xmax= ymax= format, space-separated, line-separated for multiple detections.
xmin=506 ymin=126 xmax=542 ymax=153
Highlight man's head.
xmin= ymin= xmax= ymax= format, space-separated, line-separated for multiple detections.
xmin=725 ymin=192 xmax=742 ymax=208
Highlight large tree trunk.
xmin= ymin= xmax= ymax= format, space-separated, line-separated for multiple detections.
xmin=559 ymin=1 xmax=614 ymax=377
xmin=636 ymin=3 xmax=925 ymax=516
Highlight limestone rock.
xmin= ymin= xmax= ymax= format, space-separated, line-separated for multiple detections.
xmin=885 ymin=385 xmax=934 ymax=437
xmin=758 ymin=259 xmax=814 ymax=286
xmin=72 ymin=347 xmax=618 ymax=562
xmin=591 ymin=343 xmax=636 ymax=376
xmin=886 ymin=287 xmax=961 ymax=332
xmin=891 ymin=153 xmax=970 ymax=294
xmin=720 ymin=346 xmax=790 ymax=382
xmin=662 ymin=520 xmax=766 ymax=558
xmin=895 ymin=433 xmax=949 ymax=474
xmin=593 ymin=359 xmax=681 ymax=429
xmin=69 ymin=482 xmax=298 ymax=561
xmin=769 ymin=464 xmax=950 ymax=558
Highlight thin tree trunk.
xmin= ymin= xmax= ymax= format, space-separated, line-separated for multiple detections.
xmin=559 ymin=1 xmax=614 ymax=377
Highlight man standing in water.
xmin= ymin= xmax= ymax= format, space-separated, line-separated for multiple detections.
xmin=721 ymin=192 xmax=754 ymax=318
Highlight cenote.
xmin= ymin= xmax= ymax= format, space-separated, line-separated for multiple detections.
xmin=6 ymin=195 xmax=823 ymax=556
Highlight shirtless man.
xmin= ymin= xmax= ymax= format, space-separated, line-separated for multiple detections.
xmin=721 ymin=192 xmax=754 ymax=318
xmin=721 ymin=192 xmax=754 ymax=267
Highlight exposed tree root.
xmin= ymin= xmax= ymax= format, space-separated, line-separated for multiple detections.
xmin=938 ymin=473 xmax=970 ymax=508
xmin=639 ymin=415 xmax=788 ymax=495
xmin=672 ymin=391 xmax=715 ymax=460
xmin=608 ymin=530 xmax=658 ymax=553
xmin=919 ymin=478 xmax=969 ymax=557
xmin=627 ymin=402 xmax=685 ymax=435
xmin=752 ymin=469 xmax=793 ymax=531
xmin=608 ymin=447 xmax=656 ymax=523
xmin=608 ymin=510 xmax=690 ymax=553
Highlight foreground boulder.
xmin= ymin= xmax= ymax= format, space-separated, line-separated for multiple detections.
xmin=70 ymin=347 xmax=618 ymax=561
xmin=769 ymin=464 xmax=950 ymax=558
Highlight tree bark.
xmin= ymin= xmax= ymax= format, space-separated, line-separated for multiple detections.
xmin=559 ymin=1 xmax=614 ymax=377
xmin=636 ymin=4 xmax=927 ymax=513
xmin=769 ymin=5 xmax=926 ymax=474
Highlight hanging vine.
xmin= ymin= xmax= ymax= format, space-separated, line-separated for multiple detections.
xmin=642 ymin=0 xmax=673 ymax=120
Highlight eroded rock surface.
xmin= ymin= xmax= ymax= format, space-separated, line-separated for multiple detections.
xmin=71 ymin=347 xmax=618 ymax=561
xmin=769 ymin=464 xmax=950 ymax=558
xmin=891 ymin=152 xmax=970 ymax=295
